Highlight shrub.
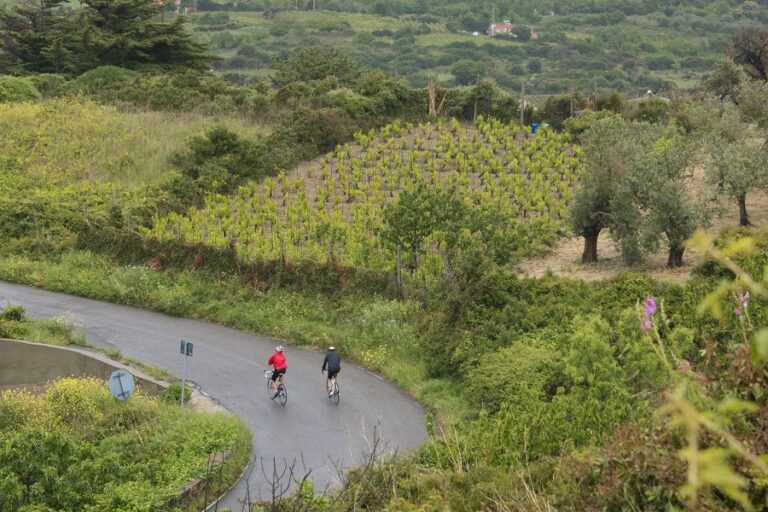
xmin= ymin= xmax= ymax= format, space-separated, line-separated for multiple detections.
xmin=465 ymin=344 xmax=564 ymax=412
xmin=74 ymin=66 xmax=137 ymax=93
xmin=0 ymin=305 xmax=25 ymax=321
xmin=28 ymin=74 xmax=70 ymax=98
xmin=162 ymin=382 xmax=191 ymax=404
xmin=0 ymin=76 xmax=41 ymax=102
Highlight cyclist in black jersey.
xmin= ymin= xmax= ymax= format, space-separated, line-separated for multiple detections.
xmin=321 ymin=346 xmax=341 ymax=397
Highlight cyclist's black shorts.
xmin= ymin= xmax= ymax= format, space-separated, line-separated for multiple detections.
xmin=271 ymin=368 xmax=286 ymax=381
xmin=327 ymin=368 xmax=340 ymax=379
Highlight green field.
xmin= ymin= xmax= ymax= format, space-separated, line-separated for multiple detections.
xmin=190 ymin=5 xmax=754 ymax=94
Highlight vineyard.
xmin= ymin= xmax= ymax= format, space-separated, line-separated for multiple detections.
xmin=147 ymin=117 xmax=582 ymax=274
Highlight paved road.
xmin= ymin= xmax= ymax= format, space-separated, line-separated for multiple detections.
xmin=0 ymin=282 xmax=427 ymax=511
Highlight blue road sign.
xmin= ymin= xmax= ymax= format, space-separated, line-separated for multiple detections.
xmin=180 ymin=340 xmax=193 ymax=356
xmin=109 ymin=369 xmax=136 ymax=401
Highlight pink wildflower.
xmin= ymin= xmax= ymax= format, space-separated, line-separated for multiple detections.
xmin=643 ymin=296 xmax=657 ymax=317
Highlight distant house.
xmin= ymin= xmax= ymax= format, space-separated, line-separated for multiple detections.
xmin=487 ymin=22 xmax=514 ymax=36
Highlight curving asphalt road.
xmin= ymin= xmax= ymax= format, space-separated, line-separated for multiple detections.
xmin=0 ymin=282 xmax=427 ymax=511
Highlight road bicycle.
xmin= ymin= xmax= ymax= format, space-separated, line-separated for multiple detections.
xmin=264 ymin=369 xmax=287 ymax=406
xmin=327 ymin=374 xmax=340 ymax=405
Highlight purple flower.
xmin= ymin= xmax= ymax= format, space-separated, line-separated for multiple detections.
xmin=737 ymin=290 xmax=749 ymax=307
xmin=679 ymin=359 xmax=692 ymax=375
xmin=639 ymin=318 xmax=652 ymax=332
xmin=734 ymin=289 xmax=750 ymax=317
xmin=643 ymin=296 xmax=657 ymax=317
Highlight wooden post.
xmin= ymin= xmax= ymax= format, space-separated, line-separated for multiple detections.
xmin=428 ymin=78 xmax=437 ymax=115
xmin=395 ymin=246 xmax=403 ymax=297
xmin=520 ymin=80 xmax=525 ymax=126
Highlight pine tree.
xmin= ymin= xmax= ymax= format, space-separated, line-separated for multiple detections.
xmin=1 ymin=0 xmax=210 ymax=74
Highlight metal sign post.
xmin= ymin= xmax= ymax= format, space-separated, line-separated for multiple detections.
xmin=180 ymin=340 xmax=194 ymax=407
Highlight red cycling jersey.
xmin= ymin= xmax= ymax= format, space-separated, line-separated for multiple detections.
xmin=268 ymin=352 xmax=287 ymax=370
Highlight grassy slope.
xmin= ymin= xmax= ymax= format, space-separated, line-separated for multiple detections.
xmin=0 ymin=99 xmax=266 ymax=189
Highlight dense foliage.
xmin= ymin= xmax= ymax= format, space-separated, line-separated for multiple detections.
xmin=0 ymin=376 xmax=250 ymax=512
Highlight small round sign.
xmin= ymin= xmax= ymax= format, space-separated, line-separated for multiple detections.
xmin=109 ymin=369 xmax=136 ymax=401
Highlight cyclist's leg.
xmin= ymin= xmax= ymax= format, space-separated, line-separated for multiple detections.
xmin=328 ymin=369 xmax=339 ymax=394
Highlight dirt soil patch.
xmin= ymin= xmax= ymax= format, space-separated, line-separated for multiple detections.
xmin=518 ymin=190 xmax=768 ymax=283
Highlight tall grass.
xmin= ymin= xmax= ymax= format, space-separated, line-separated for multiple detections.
xmin=0 ymin=98 xmax=266 ymax=188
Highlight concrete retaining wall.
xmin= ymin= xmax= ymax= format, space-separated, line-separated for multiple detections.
xmin=0 ymin=338 xmax=166 ymax=394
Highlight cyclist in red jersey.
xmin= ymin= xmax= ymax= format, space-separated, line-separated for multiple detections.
xmin=267 ymin=345 xmax=287 ymax=398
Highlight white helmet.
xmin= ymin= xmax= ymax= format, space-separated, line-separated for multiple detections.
xmin=276 ymin=345 xmax=284 ymax=353
xmin=329 ymin=346 xmax=335 ymax=351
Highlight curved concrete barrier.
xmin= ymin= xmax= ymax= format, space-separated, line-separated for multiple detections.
xmin=0 ymin=338 xmax=166 ymax=394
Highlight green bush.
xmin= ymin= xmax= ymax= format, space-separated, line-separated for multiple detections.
xmin=162 ymin=382 xmax=192 ymax=404
xmin=465 ymin=344 xmax=564 ymax=412
xmin=0 ymin=377 xmax=250 ymax=512
xmin=74 ymin=65 xmax=137 ymax=92
xmin=0 ymin=305 xmax=25 ymax=321
xmin=28 ymin=74 xmax=71 ymax=98
xmin=0 ymin=76 xmax=41 ymax=102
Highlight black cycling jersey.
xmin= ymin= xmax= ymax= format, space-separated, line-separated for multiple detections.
xmin=322 ymin=351 xmax=341 ymax=373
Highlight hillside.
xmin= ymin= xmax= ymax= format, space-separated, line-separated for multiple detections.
xmin=147 ymin=117 xmax=580 ymax=273
xmin=0 ymin=98 xmax=266 ymax=188
xmin=188 ymin=1 xmax=765 ymax=94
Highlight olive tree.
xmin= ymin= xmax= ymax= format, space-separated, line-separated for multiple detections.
xmin=705 ymin=104 xmax=768 ymax=226
xmin=569 ymin=115 xmax=642 ymax=263
xmin=628 ymin=126 xmax=710 ymax=267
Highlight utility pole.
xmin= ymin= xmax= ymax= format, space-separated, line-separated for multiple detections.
xmin=520 ymin=80 xmax=525 ymax=125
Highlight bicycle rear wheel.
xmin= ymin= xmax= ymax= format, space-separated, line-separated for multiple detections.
xmin=277 ymin=384 xmax=287 ymax=406
xmin=332 ymin=381 xmax=340 ymax=405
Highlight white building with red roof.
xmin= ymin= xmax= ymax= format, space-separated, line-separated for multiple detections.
xmin=487 ymin=21 xmax=514 ymax=36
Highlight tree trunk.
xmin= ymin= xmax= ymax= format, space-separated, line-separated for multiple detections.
xmin=738 ymin=194 xmax=750 ymax=226
xmin=667 ymin=244 xmax=685 ymax=268
xmin=581 ymin=228 xmax=600 ymax=264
